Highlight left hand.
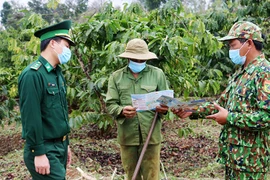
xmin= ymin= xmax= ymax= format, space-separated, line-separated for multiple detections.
xmin=156 ymin=104 xmax=169 ymax=114
xmin=67 ymin=145 xmax=72 ymax=166
xmin=206 ymin=103 xmax=228 ymax=125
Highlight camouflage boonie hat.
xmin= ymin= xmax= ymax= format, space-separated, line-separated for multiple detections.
xmin=219 ymin=21 xmax=263 ymax=42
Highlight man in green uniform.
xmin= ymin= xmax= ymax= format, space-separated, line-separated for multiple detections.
xmin=106 ymin=38 xmax=169 ymax=180
xmin=18 ymin=20 xmax=75 ymax=179
xmin=172 ymin=21 xmax=270 ymax=179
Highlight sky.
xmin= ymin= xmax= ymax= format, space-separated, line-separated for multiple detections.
xmin=0 ymin=0 xmax=135 ymax=11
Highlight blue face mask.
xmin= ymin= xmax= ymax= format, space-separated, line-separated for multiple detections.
xmin=128 ymin=60 xmax=146 ymax=73
xmin=55 ymin=44 xmax=72 ymax=64
xmin=229 ymin=42 xmax=250 ymax=65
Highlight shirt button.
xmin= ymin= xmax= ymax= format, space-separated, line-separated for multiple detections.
xmin=32 ymin=150 xmax=34 ymax=153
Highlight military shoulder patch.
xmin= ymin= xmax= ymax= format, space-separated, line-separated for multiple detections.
xmin=44 ymin=62 xmax=53 ymax=72
xmin=30 ymin=61 xmax=42 ymax=71
xmin=263 ymin=79 xmax=270 ymax=93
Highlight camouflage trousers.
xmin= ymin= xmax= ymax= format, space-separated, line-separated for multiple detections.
xmin=225 ymin=166 xmax=267 ymax=180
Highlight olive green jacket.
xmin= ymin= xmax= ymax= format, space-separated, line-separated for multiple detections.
xmin=18 ymin=56 xmax=70 ymax=156
xmin=105 ymin=65 xmax=169 ymax=145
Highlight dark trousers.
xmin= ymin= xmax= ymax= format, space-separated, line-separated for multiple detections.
xmin=120 ymin=144 xmax=160 ymax=180
xmin=24 ymin=140 xmax=68 ymax=180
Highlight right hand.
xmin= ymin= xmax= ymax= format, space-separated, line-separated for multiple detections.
xmin=34 ymin=154 xmax=50 ymax=175
xmin=122 ymin=106 xmax=137 ymax=118
xmin=171 ymin=108 xmax=193 ymax=119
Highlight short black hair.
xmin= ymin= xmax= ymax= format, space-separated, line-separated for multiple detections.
xmin=40 ymin=36 xmax=62 ymax=52
xmin=253 ymin=40 xmax=263 ymax=51
xmin=237 ymin=38 xmax=263 ymax=51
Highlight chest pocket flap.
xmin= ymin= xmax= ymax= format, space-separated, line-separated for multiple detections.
xmin=141 ymin=85 xmax=157 ymax=93
xmin=235 ymin=85 xmax=255 ymax=100
xmin=46 ymin=87 xmax=61 ymax=108
xmin=47 ymin=87 xmax=60 ymax=95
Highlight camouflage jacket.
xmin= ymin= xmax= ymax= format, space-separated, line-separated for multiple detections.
xmin=195 ymin=54 xmax=270 ymax=172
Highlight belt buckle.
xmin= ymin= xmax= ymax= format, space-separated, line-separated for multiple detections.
xmin=62 ymin=135 xmax=66 ymax=141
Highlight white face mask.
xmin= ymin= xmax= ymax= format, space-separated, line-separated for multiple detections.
xmin=128 ymin=60 xmax=146 ymax=73
xmin=229 ymin=41 xmax=251 ymax=65
xmin=54 ymin=42 xmax=72 ymax=64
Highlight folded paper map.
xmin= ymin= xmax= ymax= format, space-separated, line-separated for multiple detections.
xmin=156 ymin=95 xmax=206 ymax=111
xmin=131 ymin=90 xmax=174 ymax=111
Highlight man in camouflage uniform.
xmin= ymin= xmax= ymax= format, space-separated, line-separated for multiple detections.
xmin=172 ymin=21 xmax=270 ymax=179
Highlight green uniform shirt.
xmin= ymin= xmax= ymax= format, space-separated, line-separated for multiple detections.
xmin=18 ymin=56 xmax=70 ymax=156
xmin=194 ymin=54 xmax=270 ymax=172
xmin=106 ymin=65 xmax=169 ymax=145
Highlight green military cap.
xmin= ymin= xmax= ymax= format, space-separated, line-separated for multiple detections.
xmin=219 ymin=21 xmax=264 ymax=42
xmin=34 ymin=20 xmax=75 ymax=46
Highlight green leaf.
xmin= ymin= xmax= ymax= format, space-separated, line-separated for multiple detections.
xmin=182 ymin=37 xmax=194 ymax=45
xmin=47 ymin=0 xmax=60 ymax=9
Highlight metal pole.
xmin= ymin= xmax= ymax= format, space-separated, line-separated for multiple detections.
xmin=131 ymin=111 xmax=159 ymax=180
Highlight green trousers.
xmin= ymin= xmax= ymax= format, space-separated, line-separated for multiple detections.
xmin=120 ymin=144 xmax=160 ymax=180
xmin=225 ymin=166 xmax=267 ymax=180
xmin=24 ymin=140 xmax=68 ymax=180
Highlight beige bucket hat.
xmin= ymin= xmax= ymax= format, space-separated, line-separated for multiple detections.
xmin=118 ymin=38 xmax=158 ymax=60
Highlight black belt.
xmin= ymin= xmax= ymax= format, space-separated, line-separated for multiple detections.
xmin=44 ymin=135 xmax=67 ymax=142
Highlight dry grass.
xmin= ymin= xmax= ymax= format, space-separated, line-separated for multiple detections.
xmin=0 ymin=117 xmax=269 ymax=180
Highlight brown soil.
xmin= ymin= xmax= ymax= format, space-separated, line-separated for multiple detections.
xmin=0 ymin=133 xmax=24 ymax=156
xmin=0 ymin=120 xmax=222 ymax=179
xmin=68 ymin=120 xmax=221 ymax=178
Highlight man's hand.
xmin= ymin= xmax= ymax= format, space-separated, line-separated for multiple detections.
xmin=122 ymin=106 xmax=137 ymax=118
xmin=156 ymin=104 xmax=169 ymax=114
xmin=67 ymin=145 xmax=72 ymax=166
xmin=206 ymin=103 xmax=228 ymax=125
xmin=34 ymin=154 xmax=50 ymax=175
xmin=171 ymin=108 xmax=193 ymax=119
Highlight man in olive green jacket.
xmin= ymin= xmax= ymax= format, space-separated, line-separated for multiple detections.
xmin=106 ymin=38 xmax=169 ymax=180
xmin=18 ymin=20 xmax=75 ymax=179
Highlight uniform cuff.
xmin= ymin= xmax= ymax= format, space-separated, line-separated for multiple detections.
xmin=189 ymin=112 xmax=199 ymax=119
xmin=30 ymin=144 xmax=46 ymax=156
xmin=67 ymin=135 xmax=69 ymax=145
xmin=116 ymin=107 xmax=125 ymax=124
xmin=226 ymin=112 xmax=234 ymax=125
xmin=117 ymin=107 xmax=123 ymax=117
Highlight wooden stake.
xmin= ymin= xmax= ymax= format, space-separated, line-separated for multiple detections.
xmin=131 ymin=112 xmax=159 ymax=180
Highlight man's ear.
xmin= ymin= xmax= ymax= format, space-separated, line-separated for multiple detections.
xmin=247 ymin=39 xmax=253 ymax=47
xmin=50 ymin=39 xmax=57 ymax=49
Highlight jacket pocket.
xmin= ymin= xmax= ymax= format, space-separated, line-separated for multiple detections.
xmin=227 ymin=128 xmax=256 ymax=147
xmin=235 ymin=86 xmax=253 ymax=100
xmin=227 ymin=130 xmax=268 ymax=172
xmin=234 ymin=86 xmax=255 ymax=112
xmin=141 ymin=85 xmax=157 ymax=93
xmin=46 ymin=87 xmax=61 ymax=108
